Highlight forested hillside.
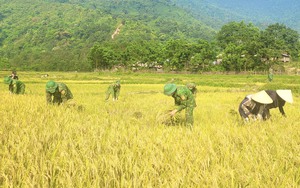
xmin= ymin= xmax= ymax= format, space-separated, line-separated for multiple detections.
xmin=0 ymin=0 xmax=215 ymax=71
xmin=0 ymin=0 xmax=299 ymax=72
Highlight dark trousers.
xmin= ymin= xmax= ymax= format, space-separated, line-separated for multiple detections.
xmin=238 ymin=97 xmax=248 ymax=118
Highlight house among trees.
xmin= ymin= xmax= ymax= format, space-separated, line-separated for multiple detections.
xmin=212 ymin=54 xmax=222 ymax=65
xmin=261 ymin=53 xmax=291 ymax=63
xmin=281 ymin=53 xmax=290 ymax=63
xmin=131 ymin=62 xmax=163 ymax=71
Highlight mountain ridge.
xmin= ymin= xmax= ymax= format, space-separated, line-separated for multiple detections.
xmin=174 ymin=0 xmax=300 ymax=32
xmin=0 ymin=0 xmax=299 ymax=71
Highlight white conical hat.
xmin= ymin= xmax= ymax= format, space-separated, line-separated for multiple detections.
xmin=251 ymin=90 xmax=273 ymax=104
xmin=276 ymin=90 xmax=293 ymax=103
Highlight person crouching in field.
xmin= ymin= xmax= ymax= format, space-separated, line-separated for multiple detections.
xmin=238 ymin=90 xmax=273 ymax=122
xmin=164 ymin=83 xmax=196 ymax=127
xmin=262 ymin=90 xmax=293 ymax=120
xmin=46 ymin=81 xmax=74 ymax=105
xmin=105 ymin=80 xmax=121 ymax=101
xmin=9 ymin=70 xmax=19 ymax=80
xmin=186 ymin=82 xmax=197 ymax=98
xmin=4 ymin=76 xmax=25 ymax=94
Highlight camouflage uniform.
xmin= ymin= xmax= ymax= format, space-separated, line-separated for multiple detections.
xmin=172 ymin=86 xmax=196 ymax=126
xmin=106 ymin=81 xmax=121 ymax=101
xmin=186 ymin=83 xmax=197 ymax=98
xmin=4 ymin=76 xmax=25 ymax=94
xmin=9 ymin=79 xmax=25 ymax=94
xmin=46 ymin=82 xmax=73 ymax=105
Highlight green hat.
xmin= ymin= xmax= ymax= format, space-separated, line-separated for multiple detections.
xmin=46 ymin=81 xmax=58 ymax=93
xmin=116 ymin=80 xmax=120 ymax=85
xmin=4 ymin=76 xmax=12 ymax=84
xmin=164 ymin=83 xmax=177 ymax=96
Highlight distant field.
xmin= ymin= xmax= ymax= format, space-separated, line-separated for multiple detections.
xmin=1 ymin=71 xmax=299 ymax=187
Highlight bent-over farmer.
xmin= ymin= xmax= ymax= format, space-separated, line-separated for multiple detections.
xmin=164 ymin=83 xmax=196 ymax=127
xmin=4 ymin=76 xmax=25 ymax=94
xmin=46 ymin=80 xmax=73 ymax=105
xmin=238 ymin=90 xmax=273 ymax=122
xmin=105 ymin=80 xmax=121 ymax=101
xmin=186 ymin=82 xmax=197 ymax=98
xmin=9 ymin=70 xmax=19 ymax=80
xmin=263 ymin=90 xmax=293 ymax=119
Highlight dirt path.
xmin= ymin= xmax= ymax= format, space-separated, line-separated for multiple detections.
xmin=111 ymin=24 xmax=123 ymax=39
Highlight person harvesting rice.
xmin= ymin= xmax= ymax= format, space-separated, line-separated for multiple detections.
xmin=105 ymin=80 xmax=121 ymax=101
xmin=45 ymin=80 xmax=73 ymax=105
xmin=163 ymin=83 xmax=196 ymax=127
xmin=4 ymin=76 xmax=25 ymax=94
xmin=238 ymin=90 xmax=273 ymax=122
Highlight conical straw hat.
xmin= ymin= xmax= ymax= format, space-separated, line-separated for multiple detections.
xmin=251 ymin=90 xmax=273 ymax=104
xmin=276 ymin=90 xmax=293 ymax=103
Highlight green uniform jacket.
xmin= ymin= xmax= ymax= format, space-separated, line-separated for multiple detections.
xmin=172 ymin=86 xmax=196 ymax=112
xmin=9 ymin=80 xmax=25 ymax=94
xmin=106 ymin=83 xmax=121 ymax=100
xmin=46 ymin=82 xmax=73 ymax=104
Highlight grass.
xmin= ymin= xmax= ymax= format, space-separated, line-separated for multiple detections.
xmin=0 ymin=71 xmax=299 ymax=187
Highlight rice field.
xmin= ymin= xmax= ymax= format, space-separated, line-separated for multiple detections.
xmin=0 ymin=71 xmax=299 ymax=187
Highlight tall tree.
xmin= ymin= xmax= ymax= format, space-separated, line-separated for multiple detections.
xmin=216 ymin=21 xmax=260 ymax=50
xmin=162 ymin=39 xmax=191 ymax=70
xmin=216 ymin=21 xmax=265 ymax=71
xmin=88 ymin=44 xmax=115 ymax=70
xmin=221 ymin=43 xmax=244 ymax=71
xmin=189 ymin=40 xmax=216 ymax=71
xmin=260 ymin=23 xmax=299 ymax=60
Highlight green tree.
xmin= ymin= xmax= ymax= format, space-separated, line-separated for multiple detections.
xmin=216 ymin=21 xmax=266 ymax=71
xmin=260 ymin=23 xmax=299 ymax=60
xmin=0 ymin=57 xmax=10 ymax=70
xmin=216 ymin=21 xmax=260 ymax=50
xmin=221 ymin=43 xmax=244 ymax=71
xmin=162 ymin=39 xmax=190 ymax=70
xmin=88 ymin=44 xmax=115 ymax=70
xmin=189 ymin=40 xmax=216 ymax=71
